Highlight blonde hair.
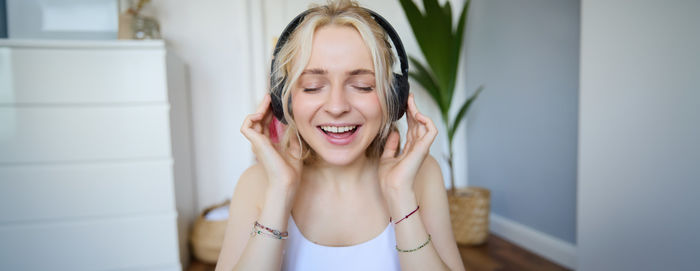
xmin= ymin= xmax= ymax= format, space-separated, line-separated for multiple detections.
xmin=271 ymin=0 xmax=399 ymax=162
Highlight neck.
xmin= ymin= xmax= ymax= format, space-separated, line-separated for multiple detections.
xmin=305 ymin=155 xmax=378 ymax=193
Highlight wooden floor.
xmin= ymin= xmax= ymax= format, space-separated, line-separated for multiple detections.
xmin=458 ymin=234 xmax=569 ymax=271
xmin=188 ymin=233 xmax=569 ymax=271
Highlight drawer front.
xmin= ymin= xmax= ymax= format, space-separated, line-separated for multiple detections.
xmin=0 ymin=160 xmax=175 ymax=223
xmin=0 ymin=214 xmax=180 ymax=270
xmin=0 ymin=105 xmax=172 ymax=163
xmin=0 ymin=48 xmax=167 ymax=104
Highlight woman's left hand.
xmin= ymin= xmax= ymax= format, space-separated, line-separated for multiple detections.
xmin=378 ymin=94 xmax=438 ymax=197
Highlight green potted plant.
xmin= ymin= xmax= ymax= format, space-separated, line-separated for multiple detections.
xmin=398 ymin=0 xmax=489 ymax=245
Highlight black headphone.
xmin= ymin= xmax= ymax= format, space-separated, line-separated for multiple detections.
xmin=270 ymin=8 xmax=410 ymax=124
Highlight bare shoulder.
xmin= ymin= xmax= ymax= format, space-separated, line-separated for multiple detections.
xmin=234 ymin=163 xmax=269 ymax=209
xmin=238 ymin=163 xmax=269 ymax=187
xmin=414 ymin=154 xmax=444 ymax=201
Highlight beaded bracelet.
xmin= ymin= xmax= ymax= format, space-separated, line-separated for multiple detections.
xmin=392 ymin=205 xmax=420 ymax=225
xmin=255 ymin=221 xmax=288 ymax=237
xmin=396 ymin=234 xmax=431 ymax=253
xmin=251 ymin=221 xmax=288 ymax=240
xmin=251 ymin=227 xmax=288 ymax=240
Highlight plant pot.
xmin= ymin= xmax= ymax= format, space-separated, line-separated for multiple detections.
xmin=448 ymin=186 xmax=490 ymax=245
xmin=190 ymin=200 xmax=230 ymax=263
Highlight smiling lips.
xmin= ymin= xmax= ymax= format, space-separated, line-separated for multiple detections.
xmin=317 ymin=124 xmax=360 ymax=145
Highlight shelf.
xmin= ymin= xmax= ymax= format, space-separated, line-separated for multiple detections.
xmin=0 ymin=39 xmax=166 ymax=49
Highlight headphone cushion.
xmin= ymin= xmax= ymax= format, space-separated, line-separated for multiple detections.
xmin=270 ymin=78 xmax=288 ymax=124
xmin=392 ymin=73 xmax=410 ymax=121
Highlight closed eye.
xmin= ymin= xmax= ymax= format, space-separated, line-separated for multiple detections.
xmin=303 ymin=87 xmax=322 ymax=92
xmin=354 ymin=86 xmax=374 ymax=91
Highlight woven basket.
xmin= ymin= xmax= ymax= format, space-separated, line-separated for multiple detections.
xmin=448 ymin=187 xmax=490 ymax=245
xmin=190 ymin=200 xmax=230 ymax=264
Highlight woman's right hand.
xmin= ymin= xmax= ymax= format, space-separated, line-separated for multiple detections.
xmin=240 ymin=94 xmax=303 ymax=192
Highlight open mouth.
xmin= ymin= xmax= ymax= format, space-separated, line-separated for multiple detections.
xmin=317 ymin=125 xmax=361 ymax=145
xmin=319 ymin=125 xmax=358 ymax=135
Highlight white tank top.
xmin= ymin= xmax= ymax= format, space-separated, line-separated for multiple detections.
xmin=281 ymin=216 xmax=401 ymax=271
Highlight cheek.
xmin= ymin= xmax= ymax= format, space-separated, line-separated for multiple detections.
xmin=291 ymin=92 xmax=323 ymax=135
xmin=352 ymin=93 xmax=383 ymax=124
xmin=291 ymin=93 xmax=317 ymax=120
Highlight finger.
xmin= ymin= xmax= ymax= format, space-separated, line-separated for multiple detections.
xmin=403 ymin=96 xmax=437 ymax=156
xmin=402 ymin=130 xmax=414 ymax=159
xmin=406 ymin=94 xmax=418 ymax=130
xmin=381 ymin=130 xmax=400 ymax=159
xmin=263 ymin=110 xmax=273 ymax=139
xmin=241 ymin=116 xmax=258 ymax=143
xmin=407 ymin=94 xmax=425 ymax=141
xmin=251 ymin=113 xmax=265 ymax=134
xmin=414 ymin=112 xmax=428 ymax=136
xmin=413 ymin=112 xmax=438 ymax=148
xmin=241 ymin=113 xmax=262 ymax=135
xmin=255 ymin=94 xmax=272 ymax=115
xmin=241 ymin=112 xmax=273 ymax=150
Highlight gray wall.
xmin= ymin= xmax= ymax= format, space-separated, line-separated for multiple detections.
xmin=578 ymin=0 xmax=700 ymax=270
xmin=464 ymin=0 xmax=580 ymax=244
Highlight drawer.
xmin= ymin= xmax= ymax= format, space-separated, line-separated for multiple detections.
xmin=0 ymin=47 xmax=167 ymax=104
xmin=0 ymin=214 xmax=180 ymax=270
xmin=0 ymin=160 xmax=175 ymax=223
xmin=0 ymin=105 xmax=172 ymax=163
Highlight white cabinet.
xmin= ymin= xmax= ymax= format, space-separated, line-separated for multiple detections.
xmin=0 ymin=40 xmax=194 ymax=270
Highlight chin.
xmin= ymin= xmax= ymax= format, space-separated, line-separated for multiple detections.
xmin=315 ymin=148 xmax=366 ymax=166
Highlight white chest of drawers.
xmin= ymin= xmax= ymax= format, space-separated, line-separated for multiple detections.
xmin=0 ymin=39 xmax=194 ymax=270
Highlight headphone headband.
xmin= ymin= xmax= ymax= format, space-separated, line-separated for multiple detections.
xmin=270 ymin=7 xmax=410 ymax=124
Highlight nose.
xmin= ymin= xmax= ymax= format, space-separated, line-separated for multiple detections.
xmin=323 ymin=85 xmax=351 ymax=117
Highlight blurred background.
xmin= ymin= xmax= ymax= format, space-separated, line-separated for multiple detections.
xmin=0 ymin=0 xmax=698 ymax=270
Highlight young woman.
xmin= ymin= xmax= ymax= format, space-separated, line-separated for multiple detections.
xmin=216 ymin=1 xmax=464 ymax=270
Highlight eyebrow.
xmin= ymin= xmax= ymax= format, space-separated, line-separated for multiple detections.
xmin=301 ymin=68 xmax=374 ymax=76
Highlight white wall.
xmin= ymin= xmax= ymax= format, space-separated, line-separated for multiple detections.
xmin=578 ymin=0 xmax=700 ymax=270
xmin=148 ymin=0 xmax=257 ymax=211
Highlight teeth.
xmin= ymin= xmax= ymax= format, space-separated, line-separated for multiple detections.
xmin=320 ymin=125 xmax=357 ymax=133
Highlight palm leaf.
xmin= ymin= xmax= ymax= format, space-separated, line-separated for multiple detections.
xmin=446 ymin=0 xmax=470 ymax=102
xmin=448 ymin=86 xmax=483 ymax=142
xmin=421 ymin=0 xmax=452 ymax=92
xmin=408 ymin=56 xmax=446 ymax=113
xmin=398 ymin=0 xmax=425 ymax=35
xmin=400 ymin=0 xmax=482 ymax=143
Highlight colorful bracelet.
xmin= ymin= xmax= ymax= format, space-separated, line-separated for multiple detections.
xmin=251 ymin=221 xmax=288 ymax=240
xmin=254 ymin=221 xmax=288 ymax=238
xmin=396 ymin=234 xmax=431 ymax=253
xmin=251 ymin=227 xmax=288 ymax=240
xmin=393 ymin=205 xmax=420 ymax=225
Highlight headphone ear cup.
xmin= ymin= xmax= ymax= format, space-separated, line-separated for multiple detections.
xmin=270 ymin=78 xmax=288 ymax=124
xmin=392 ymin=73 xmax=410 ymax=121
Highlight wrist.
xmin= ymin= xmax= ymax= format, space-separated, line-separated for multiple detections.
xmin=384 ymin=189 xmax=418 ymax=219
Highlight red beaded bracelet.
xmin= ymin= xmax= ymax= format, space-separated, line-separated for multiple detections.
xmin=392 ymin=205 xmax=420 ymax=225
